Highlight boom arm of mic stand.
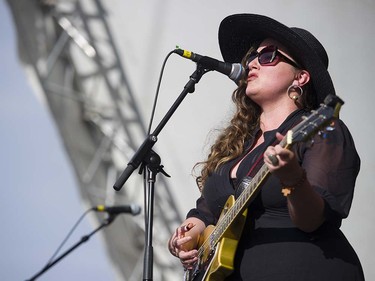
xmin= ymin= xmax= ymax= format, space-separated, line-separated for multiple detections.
xmin=113 ymin=64 xmax=208 ymax=191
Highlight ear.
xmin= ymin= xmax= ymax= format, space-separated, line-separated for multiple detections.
xmin=295 ymin=70 xmax=310 ymax=87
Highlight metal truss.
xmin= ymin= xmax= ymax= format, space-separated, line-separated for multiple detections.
xmin=7 ymin=0 xmax=184 ymax=279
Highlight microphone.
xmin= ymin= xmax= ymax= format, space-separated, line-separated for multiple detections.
xmin=174 ymin=48 xmax=244 ymax=84
xmin=93 ymin=204 xmax=141 ymax=216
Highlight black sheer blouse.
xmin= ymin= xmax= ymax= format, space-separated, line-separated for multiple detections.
xmin=187 ymin=109 xmax=360 ymax=231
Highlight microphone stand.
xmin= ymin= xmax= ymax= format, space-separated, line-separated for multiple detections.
xmin=25 ymin=215 xmax=117 ymax=281
xmin=113 ymin=64 xmax=208 ymax=191
xmin=113 ymin=64 xmax=208 ymax=281
xmin=141 ymin=150 xmax=168 ymax=280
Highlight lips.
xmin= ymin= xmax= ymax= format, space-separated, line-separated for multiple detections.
xmin=247 ymin=73 xmax=258 ymax=81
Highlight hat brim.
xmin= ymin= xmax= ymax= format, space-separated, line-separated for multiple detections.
xmin=218 ymin=14 xmax=335 ymax=104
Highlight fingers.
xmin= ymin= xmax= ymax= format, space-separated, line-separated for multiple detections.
xmin=264 ymin=132 xmax=286 ymax=167
xmin=182 ymin=222 xmax=195 ymax=232
xmin=168 ymin=224 xmax=195 ymax=257
xmin=173 ymin=236 xmax=193 ymax=249
xmin=169 ymin=236 xmax=181 ymax=257
xmin=179 ymin=250 xmax=198 ymax=269
xmin=267 ymin=153 xmax=279 ymax=166
xmin=264 ymin=145 xmax=280 ymax=167
xmin=168 ymin=235 xmax=178 ymax=256
xmin=264 ymin=147 xmax=294 ymax=168
xmin=275 ymin=132 xmax=284 ymax=141
xmin=174 ymin=223 xmax=195 ymax=239
xmin=169 ymin=221 xmax=203 ymax=269
xmin=169 ymin=235 xmax=198 ymax=269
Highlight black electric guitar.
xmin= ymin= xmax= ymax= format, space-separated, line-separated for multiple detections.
xmin=184 ymin=94 xmax=344 ymax=281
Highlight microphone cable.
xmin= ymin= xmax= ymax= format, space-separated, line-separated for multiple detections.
xmin=146 ymin=49 xmax=176 ymax=135
xmin=143 ymin=48 xmax=180 ymax=231
xmin=43 ymin=208 xmax=92 ymax=268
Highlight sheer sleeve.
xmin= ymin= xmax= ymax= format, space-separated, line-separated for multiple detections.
xmin=186 ymin=196 xmax=217 ymax=227
xmin=296 ymin=118 xmax=360 ymax=223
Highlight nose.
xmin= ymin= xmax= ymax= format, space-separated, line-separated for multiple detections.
xmin=247 ymin=57 xmax=259 ymax=73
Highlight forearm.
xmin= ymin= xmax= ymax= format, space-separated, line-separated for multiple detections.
xmin=284 ymin=173 xmax=325 ymax=232
xmin=264 ymin=135 xmax=326 ymax=233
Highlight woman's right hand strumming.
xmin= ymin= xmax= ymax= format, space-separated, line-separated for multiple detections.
xmin=168 ymin=218 xmax=205 ymax=269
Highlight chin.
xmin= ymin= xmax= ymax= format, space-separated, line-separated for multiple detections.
xmin=245 ymin=90 xmax=256 ymax=99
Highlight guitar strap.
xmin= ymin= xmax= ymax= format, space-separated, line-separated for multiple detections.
xmin=245 ymin=109 xmax=305 ymax=179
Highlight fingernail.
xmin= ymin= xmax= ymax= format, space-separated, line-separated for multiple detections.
xmin=184 ymin=223 xmax=195 ymax=231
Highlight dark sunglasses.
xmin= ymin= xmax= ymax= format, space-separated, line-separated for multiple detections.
xmin=245 ymin=45 xmax=301 ymax=70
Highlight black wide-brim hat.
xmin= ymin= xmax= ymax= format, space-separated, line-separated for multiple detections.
xmin=218 ymin=14 xmax=336 ymax=105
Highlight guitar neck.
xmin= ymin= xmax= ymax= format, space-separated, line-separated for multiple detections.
xmin=204 ymin=134 xmax=293 ymax=249
xmin=198 ymin=163 xmax=271 ymax=256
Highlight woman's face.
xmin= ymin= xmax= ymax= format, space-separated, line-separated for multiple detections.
xmin=245 ymin=39 xmax=300 ymax=105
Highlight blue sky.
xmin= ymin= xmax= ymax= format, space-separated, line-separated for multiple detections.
xmin=0 ymin=2 xmax=115 ymax=280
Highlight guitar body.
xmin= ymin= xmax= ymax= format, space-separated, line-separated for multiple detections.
xmin=186 ymin=195 xmax=248 ymax=281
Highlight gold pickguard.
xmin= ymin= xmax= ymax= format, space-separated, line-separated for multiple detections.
xmin=198 ymin=195 xmax=247 ymax=281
